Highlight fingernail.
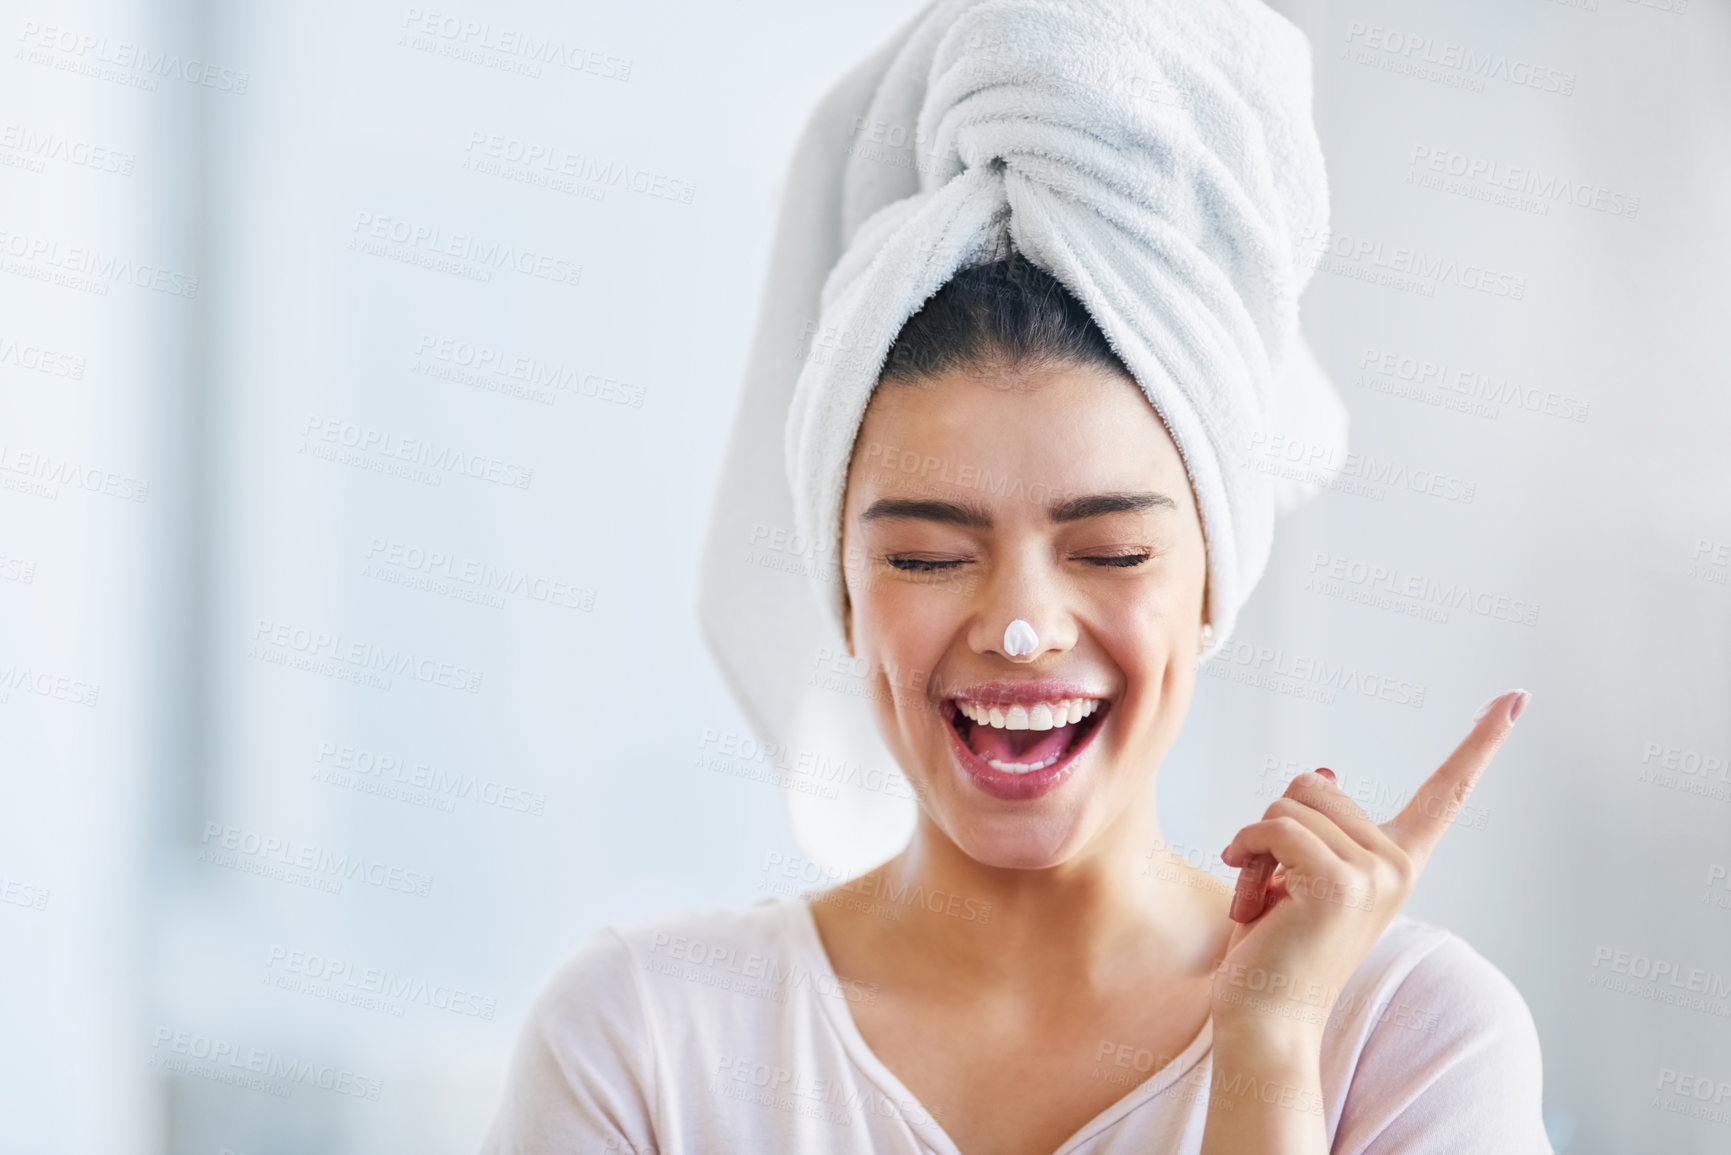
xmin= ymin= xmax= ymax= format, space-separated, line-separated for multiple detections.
xmin=1509 ymin=689 xmax=1531 ymax=722
xmin=1230 ymin=869 xmax=1267 ymax=923
xmin=1315 ymin=767 xmax=1336 ymax=783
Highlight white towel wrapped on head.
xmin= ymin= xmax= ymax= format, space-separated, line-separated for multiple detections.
xmin=786 ymin=0 xmax=1346 ymax=654
xmin=698 ymin=0 xmax=1347 ymax=870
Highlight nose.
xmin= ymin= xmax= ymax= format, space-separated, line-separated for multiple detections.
xmin=969 ymin=551 xmax=1076 ymax=662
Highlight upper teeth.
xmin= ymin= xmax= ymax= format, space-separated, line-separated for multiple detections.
xmin=955 ymin=698 xmax=1101 ymax=731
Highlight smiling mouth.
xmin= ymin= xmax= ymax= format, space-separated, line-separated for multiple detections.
xmin=944 ymin=697 xmax=1109 ymax=774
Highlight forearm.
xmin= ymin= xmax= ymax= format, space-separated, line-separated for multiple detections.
xmin=1198 ymin=1024 xmax=1329 ymax=1155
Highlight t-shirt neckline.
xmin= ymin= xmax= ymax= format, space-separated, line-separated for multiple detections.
xmin=785 ymin=894 xmax=1216 ymax=1155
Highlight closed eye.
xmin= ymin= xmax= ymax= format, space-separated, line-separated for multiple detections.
xmin=888 ymin=552 xmax=1152 ymax=571
xmin=1081 ymin=551 xmax=1152 ymax=568
xmin=886 ymin=557 xmax=966 ymax=572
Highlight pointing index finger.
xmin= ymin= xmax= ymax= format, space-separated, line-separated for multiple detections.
xmin=1385 ymin=689 xmax=1529 ymax=869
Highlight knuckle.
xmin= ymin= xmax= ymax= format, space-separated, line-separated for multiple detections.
xmin=1385 ymin=846 xmax=1417 ymax=885
xmin=1284 ymin=781 xmax=1367 ymax=825
xmin=1450 ymin=774 xmax=1481 ymax=807
xmin=1311 ymin=795 xmax=1360 ymax=825
xmin=1325 ymin=792 xmax=1369 ymax=822
xmin=1285 ymin=868 xmax=1375 ymax=909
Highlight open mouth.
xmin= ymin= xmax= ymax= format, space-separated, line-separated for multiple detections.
xmin=944 ymin=696 xmax=1109 ymax=776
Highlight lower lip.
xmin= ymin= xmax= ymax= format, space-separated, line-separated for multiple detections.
xmin=942 ymin=704 xmax=1108 ymax=802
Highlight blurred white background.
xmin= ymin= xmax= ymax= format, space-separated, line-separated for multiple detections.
xmin=1 ymin=0 xmax=1727 ymax=1152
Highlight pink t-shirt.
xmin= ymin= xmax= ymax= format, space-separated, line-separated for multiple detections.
xmin=478 ymin=895 xmax=1551 ymax=1153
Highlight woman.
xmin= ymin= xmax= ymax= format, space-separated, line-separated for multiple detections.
xmin=480 ymin=2 xmax=1550 ymax=1152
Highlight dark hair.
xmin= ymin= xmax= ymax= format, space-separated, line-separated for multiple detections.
xmin=878 ymin=250 xmax=1131 ymax=385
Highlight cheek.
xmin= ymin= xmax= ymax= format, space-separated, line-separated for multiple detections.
xmin=854 ymin=582 xmax=957 ymax=679
xmin=1120 ymin=545 xmax=1207 ymax=632
xmin=1096 ymin=573 xmax=1187 ymax=635
xmin=1087 ymin=580 xmax=1195 ymax=691
xmin=858 ymin=563 xmax=968 ymax=627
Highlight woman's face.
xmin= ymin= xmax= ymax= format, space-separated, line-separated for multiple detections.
xmin=839 ymin=358 xmax=1209 ymax=870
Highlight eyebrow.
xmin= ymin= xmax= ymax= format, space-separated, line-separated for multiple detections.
xmin=859 ymin=491 xmax=1176 ymax=528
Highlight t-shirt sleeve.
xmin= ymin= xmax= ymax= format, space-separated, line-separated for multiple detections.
xmin=476 ymin=927 xmax=661 ymax=1155
xmin=1333 ymin=934 xmax=1552 ymax=1155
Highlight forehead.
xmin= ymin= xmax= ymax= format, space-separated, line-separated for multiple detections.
xmin=845 ymin=361 xmax=1192 ymax=514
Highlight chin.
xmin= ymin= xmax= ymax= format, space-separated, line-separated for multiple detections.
xmin=943 ymin=812 xmax=1100 ymax=871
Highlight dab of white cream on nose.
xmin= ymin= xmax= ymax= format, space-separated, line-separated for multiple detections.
xmin=1004 ymin=619 xmax=1038 ymax=656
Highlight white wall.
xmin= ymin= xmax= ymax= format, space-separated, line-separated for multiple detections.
xmin=0 ymin=0 xmax=1725 ymax=1152
xmin=1241 ymin=3 xmax=1731 ymax=1150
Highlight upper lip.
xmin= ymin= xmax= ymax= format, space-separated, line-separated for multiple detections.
xmin=944 ymin=680 xmax=1110 ymax=706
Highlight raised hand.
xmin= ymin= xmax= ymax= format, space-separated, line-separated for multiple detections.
xmin=1224 ymin=687 xmax=1529 ymax=933
xmin=1197 ymin=689 xmax=1531 ymax=1154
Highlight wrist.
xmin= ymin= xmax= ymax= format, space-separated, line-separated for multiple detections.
xmin=1211 ymin=1014 xmax=1326 ymax=1070
xmin=1201 ymin=1014 xmax=1330 ymax=1155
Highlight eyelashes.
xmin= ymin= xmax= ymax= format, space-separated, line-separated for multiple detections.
xmin=885 ymin=551 xmax=1154 ymax=573
xmin=886 ymin=557 xmax=965 ymax=573
xmin=1086 ymin=551 xmax=1153 ymax=568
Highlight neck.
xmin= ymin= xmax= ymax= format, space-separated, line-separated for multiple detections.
xmin=858 ymin=787 xmax=1231 ymax=991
